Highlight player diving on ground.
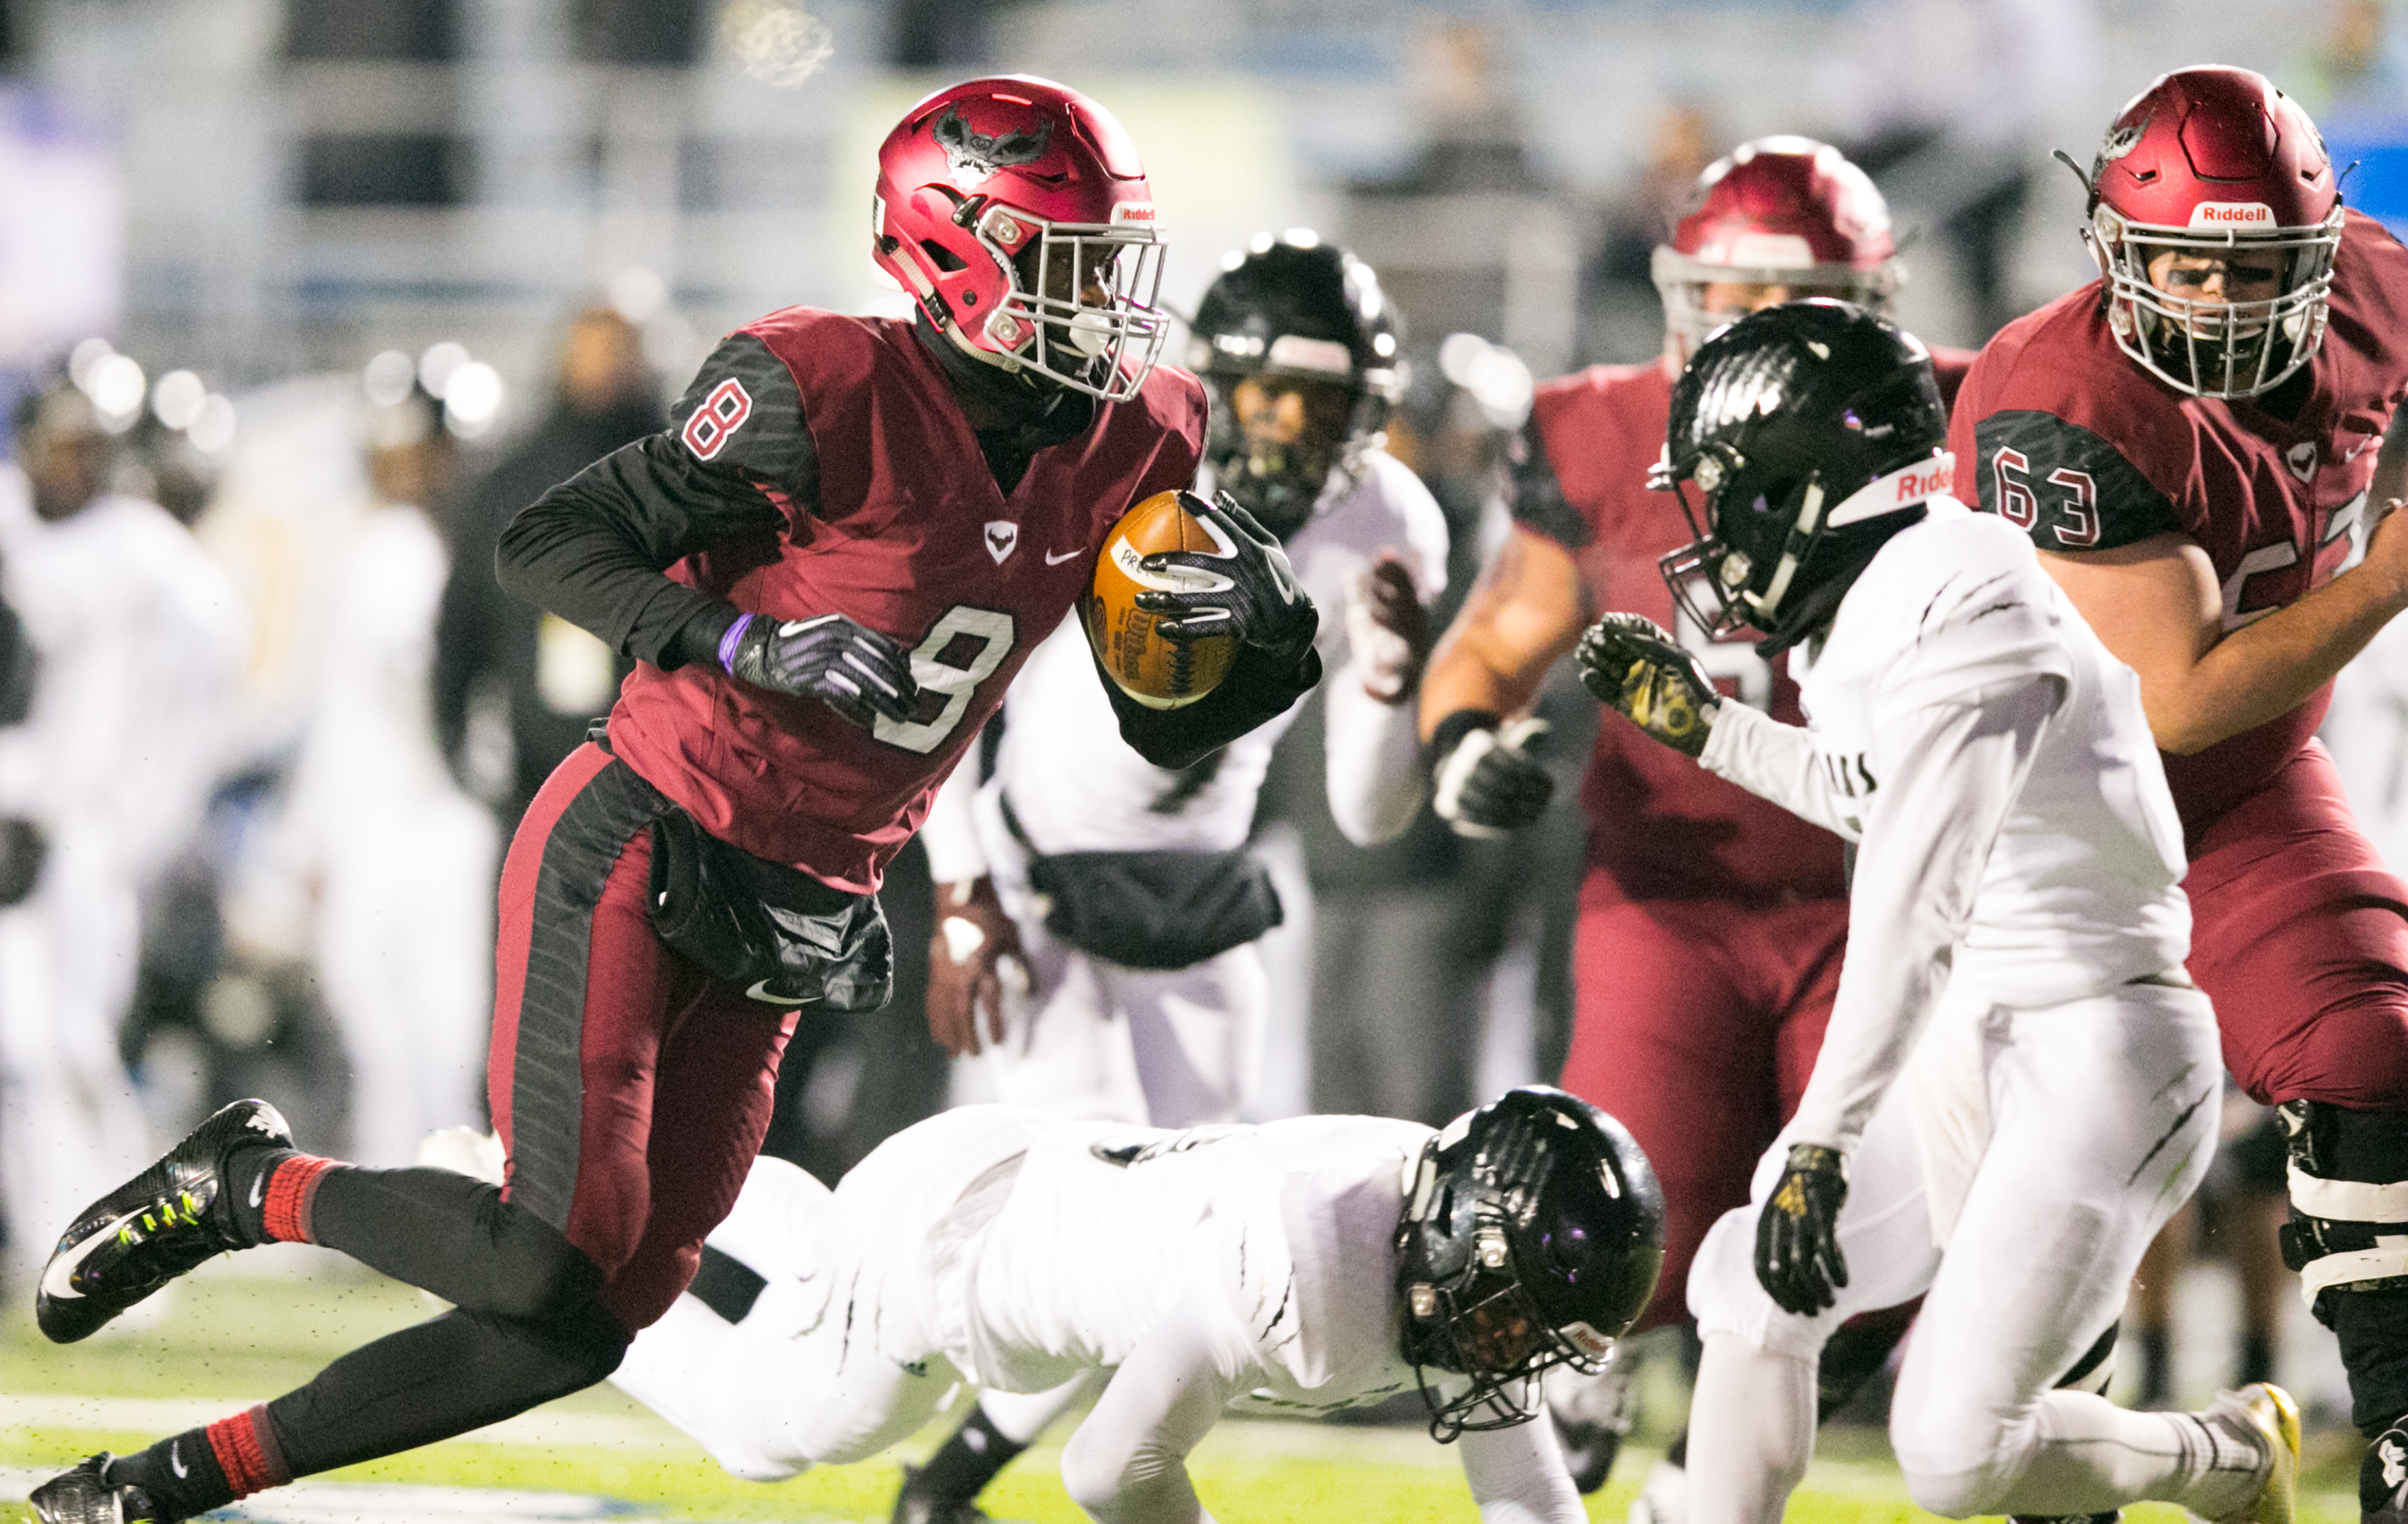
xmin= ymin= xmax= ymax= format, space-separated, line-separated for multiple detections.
xmin=595 ymin=1090 xmax=1661 ymax=1524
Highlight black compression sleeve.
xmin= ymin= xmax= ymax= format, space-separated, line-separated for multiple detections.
xmin=496 ymin=434 xmax=787 ymax=669
xmin=1102 ymin=642 xmax=1324 ymax=771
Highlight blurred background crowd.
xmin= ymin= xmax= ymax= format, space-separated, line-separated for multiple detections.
xmin=3 ymin=0 xmax=2408 ymax=1445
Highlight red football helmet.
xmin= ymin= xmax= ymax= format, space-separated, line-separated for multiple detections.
xmin=1652 ymin=137 xmax=1899 ymax=361
xmin=873 ymin=76 xmax=1169 ymax=402
xmin=2083 ymin=66 xmax=2342 ymax=399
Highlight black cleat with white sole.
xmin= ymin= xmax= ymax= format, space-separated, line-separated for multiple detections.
xmin=2366 ymin=1421 xmax=2408 ymax=1524
xmin=29 ymin=1455 xmax=162 ymax=1524
xmin=36 ymin=1098 xmax=290 ymax=1343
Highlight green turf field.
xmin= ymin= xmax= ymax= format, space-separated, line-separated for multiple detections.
xmin=0 ymin=1258 xmax=2369 ymax=1524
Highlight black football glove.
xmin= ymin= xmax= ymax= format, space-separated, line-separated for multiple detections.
xmin=1576 ymin=613 xmax=1721 ymax=759
xmin=1755 ymin=1143 xmax=1850 ymax=1317
xmin=722 ymin=612 xmax=919 ymax=731
xmin=1429 ymin=709 xmax=1554 ymax=839
xmin=1134 ymin=492 xmax=1319 ymax=662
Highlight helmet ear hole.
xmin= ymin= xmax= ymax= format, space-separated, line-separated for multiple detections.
xmin=919 ymin=239 xmax=968 ymax=274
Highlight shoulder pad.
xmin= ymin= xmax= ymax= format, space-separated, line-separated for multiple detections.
xmin=1969 ymin=409 xmax=2180 ymax=553
xmin=671 ymin=330 xmax=814 ymax=488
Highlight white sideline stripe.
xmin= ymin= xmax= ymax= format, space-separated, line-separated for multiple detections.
xmin=0 ymin=1394 xmax=690 ymax=1451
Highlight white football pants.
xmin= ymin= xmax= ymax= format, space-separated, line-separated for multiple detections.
xmin=1686 ymin=981 xmax=2239 ymax=1520
xmin=612 ymin=1109 xmax=1046 ymax=1480
xmin=972 ymin=808 xmax=1267 ymax=1130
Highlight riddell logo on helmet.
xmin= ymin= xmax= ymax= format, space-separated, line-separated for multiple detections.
xmin=2189 ymin=201 xmax=2275 ymax=228
xmin=1894 ymin=461 xmax=1951 ymax=501
xmin=1111 ymin=201 xmax=1157 ymax=225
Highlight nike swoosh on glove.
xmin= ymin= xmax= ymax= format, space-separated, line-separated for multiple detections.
xmin=1576 ymin=612 xmax=1721 ymax=758
xmin=1755 ymin=1142 xmax=1849 ymax=1316
xmin=1134 ymin=492 xmax=1319 ymax=662
xmin=720 ymin=612 xmax=919 ymax=731
xmin=1429 ymin=710 xmax=1553 ymax=838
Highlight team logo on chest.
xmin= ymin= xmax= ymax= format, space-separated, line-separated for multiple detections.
xmin=983 ymin=520 xmax=1019 ymax=564
xmin=2286 ymin=441 xmax=2318 ymax=485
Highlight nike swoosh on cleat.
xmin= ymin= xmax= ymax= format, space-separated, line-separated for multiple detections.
xmin=250 ymin=1172 xmax=266 ymax=1209
xmin=1045 ymin=546 xmax=1085 ymax=565
xmin=171 ymin=1442 xmax=188 ymax=1479
xmin=39 ymin=1208 xmax=150 ymax=1301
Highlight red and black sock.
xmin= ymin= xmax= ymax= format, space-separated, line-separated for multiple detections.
xmin=107 ymin=1406 xmax=289 ymax=1522
xmin=220 ymin=1149 xmax=343 ymax=1247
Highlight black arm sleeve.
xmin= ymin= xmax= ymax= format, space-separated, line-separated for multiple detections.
xmin=1969 ymin=409 xmax=2182 ymax=553
xmin=1507 ymin=417 xmax=1591 ymax=550
xmin=495 ymin=332 xmax=815 ymax=671
xmin=1100 ymin=642 xmax=1324 ymax=771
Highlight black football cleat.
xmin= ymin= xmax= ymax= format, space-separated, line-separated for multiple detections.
xmin=890 ymin=1463 xmax=1000 ymax=1524
xmin=2365 ymin=1420 xmax=2408 ymax=1524
xmin=29 ymin=1455 xmax=162 ymax=1524
xmin=37 ymin=1098 xmax=291 ymax=1343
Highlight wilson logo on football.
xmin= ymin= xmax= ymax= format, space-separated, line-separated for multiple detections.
xmin=2188 ymin=201 xmax=2275 ymax=228
xmin=682 ymin=378 xmax=753 ymax=461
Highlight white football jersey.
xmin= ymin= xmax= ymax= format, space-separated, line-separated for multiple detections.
xmin=1702 ymin=496 xmax=2188 ymax=1152
xmin=946 ymin=1113 xmax=1433 ymax=1412
xmin=970 ymin=451 xmax=1448 ymax=858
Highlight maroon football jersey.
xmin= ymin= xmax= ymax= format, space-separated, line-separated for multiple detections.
xmin=608 ymin=311 xmax=1205 ymax=892
xmin=1949 ymin=209 xmax=2408 ymax=831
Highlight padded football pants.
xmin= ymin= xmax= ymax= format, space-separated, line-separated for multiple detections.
xmin=144 ymin=745 xmax=800 ymax=1509
xmin=1687 ymin=981 xmax=2228 ymax=1520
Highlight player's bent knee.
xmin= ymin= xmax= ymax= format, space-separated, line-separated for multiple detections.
xmin=1899 ymin=1458 xmax=2013 ymax=1520
xmin=476 ymin=1201 xmax=610 ymax=1322
xmin=466 ymin=1304 xmax=631 ymax=1407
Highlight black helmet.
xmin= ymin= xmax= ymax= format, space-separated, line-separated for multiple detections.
xmin=1187 ymin=231 xmax=1402 ymax=537
xmin=1655 ymin=299 xmax=1952 ymax=655
xmin=1396 ymin=1086 xmax=1665 ymax=1442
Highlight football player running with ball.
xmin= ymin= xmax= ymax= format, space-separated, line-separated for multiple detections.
xmin=1416 ymin=137 xmax=1962 ymax=1502
xmin=28 ymin=77 xmax=1320 ymax=1524
xmin=1580 ymin=300 xmax=2297 ymax=1523
xmin=602 ymin=1088 xmax=1663 ymax=1524
xmin=904 ymin=234 xmax=1446 ymax=1524
xmin=1950 ymin=66 xmax=2408 ymax=1524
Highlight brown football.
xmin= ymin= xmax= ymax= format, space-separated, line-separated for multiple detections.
xmin=1086 ymin=489 xmax=1239 ymax=710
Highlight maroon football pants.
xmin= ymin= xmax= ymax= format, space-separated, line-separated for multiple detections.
xmin=2185 ymin=741 xmax=2408 ymax=1109
xmin=1555 ymin=877 xmax=1847 ymax=1332
xmin=490 ymin=742 xmax=799 ymax=1332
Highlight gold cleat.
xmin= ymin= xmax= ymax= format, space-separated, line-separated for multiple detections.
xmin=2201 ymin=1382 xmax=2299 ymax=1524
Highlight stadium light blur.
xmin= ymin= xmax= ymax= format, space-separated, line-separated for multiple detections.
xmin=418 ymin=341 xmax=471 ymax=399
xmin=68 ymin=336 xmax=115 ymax=391
xmin=86 ymin=353 xmax=147 ymax=432
xmin=442 ymin=361 xmax=503 ymax=439
xmin=151 ymin=369 xmax=207 ymax=430
xmin=187 ymin=395 xmax=238 ymax=454
xmin=363 ymin=349 xmax=417 ymax=407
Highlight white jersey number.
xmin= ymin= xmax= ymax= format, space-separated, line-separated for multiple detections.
xmin=875 ymin=605 xmax=1018 ymax=754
